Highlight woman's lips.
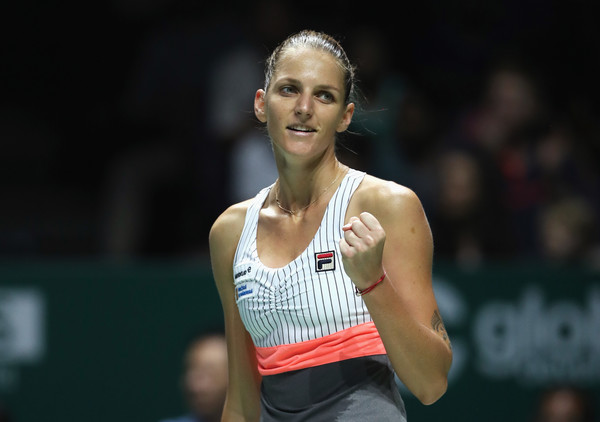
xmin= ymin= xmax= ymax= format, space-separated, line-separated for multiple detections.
xmin=287 ymin=125 xmax=317 ymax=135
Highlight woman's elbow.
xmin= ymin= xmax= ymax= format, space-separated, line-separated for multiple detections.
xmin=414 ymin=374 xmax=448 ymax=405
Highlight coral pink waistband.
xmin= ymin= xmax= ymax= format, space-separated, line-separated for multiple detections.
xmin=255 ymin=321 xmax=386 ymax=376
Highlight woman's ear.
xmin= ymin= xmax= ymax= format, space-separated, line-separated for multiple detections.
xmin=254 ymin=89 xmax=267 ymax=123
xmin=336 ymin=102 xmax=355 ymax=133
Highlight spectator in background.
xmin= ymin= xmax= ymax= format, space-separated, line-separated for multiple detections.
xmin=531 ymin=385 xmax=596 ymax=422
xmin=534 ymin=123 xmax=600 ymax=213
xmin=160 ymin=332 xmax=228 ymax=422
xmin=102 ymin=5 xmax=239 ymax=258
xmin=537 ymin=196 xmax=600 ymax=267
xmin=448 ymin=59 xmax=551 ymax=256
xmin=464 ymin=60 xmax=544 ymax=154
xmin=429 ymin=148 xmax=513 ymax=267
xmin=344 ymin=26 xmax=441 ymax=210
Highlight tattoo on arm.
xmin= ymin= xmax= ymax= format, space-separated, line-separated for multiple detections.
xmin=431 ymin=310 xmax=452 ymax=350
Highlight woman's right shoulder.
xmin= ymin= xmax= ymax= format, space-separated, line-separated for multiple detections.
xmin=209 ymin=199 xmax=254 ymax=293
xmin=209 ymin=199 xmax=254 ymax=253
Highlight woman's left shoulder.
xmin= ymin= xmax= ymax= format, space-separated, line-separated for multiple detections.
xmin=354 ymin=174 xmax=424 ymax=216
xmin=351 ymin=174 xmax=432 ymax=244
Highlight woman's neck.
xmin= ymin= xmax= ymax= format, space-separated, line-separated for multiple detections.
xmin=273 ymin=153 xmax=346 ymax=215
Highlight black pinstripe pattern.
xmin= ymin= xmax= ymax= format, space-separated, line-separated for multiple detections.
xmin=232 ymin=169 xmax=372 ymax=347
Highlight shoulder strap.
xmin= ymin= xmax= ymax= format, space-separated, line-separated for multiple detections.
xmin=233 ymin=184 xmax=273 ymax=264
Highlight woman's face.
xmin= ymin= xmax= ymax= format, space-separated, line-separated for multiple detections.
xmin=254 ymin=47 xmax=354 ymax=161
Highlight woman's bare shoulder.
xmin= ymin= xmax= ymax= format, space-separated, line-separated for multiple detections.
xmin=209 ymin=199 xmax=253 ymax=259
xmin=354 ymin=174 xmax=422 ymax=214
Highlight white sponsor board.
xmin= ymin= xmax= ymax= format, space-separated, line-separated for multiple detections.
xmin=0 ymin=288 xmax=45 ymax=391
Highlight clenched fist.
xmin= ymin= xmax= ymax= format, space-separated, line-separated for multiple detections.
xmin=339 ymin=211 xmax=386 ymax=290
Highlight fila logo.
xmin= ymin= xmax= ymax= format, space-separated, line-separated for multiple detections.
xmin=315 ymin=251 xmax=335 ymax=272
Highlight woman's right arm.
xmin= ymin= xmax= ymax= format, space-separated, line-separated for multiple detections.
xmin=209 ymin=203 xmax=262 ymax=422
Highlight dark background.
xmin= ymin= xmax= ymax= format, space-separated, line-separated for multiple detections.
xmin=4 ymin=0 xmax=599 ymax=260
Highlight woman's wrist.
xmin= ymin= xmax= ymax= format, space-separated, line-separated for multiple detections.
xmin=355 ymin=272 xmax=386 ymax=296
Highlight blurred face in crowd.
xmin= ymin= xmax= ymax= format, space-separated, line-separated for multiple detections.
xmin=536 ymin=389 xmax=589 ymax=422
xmin=438 ymin=151 xmax=481 ymax=218
xmin=183 ymin=336 xmax=228 ymax=421
xmin=254 ymin=46 xmax=354 ymax=162
xmin=487 ymin=69 xmax=537 ymax=130
xmin=538 ymin=198 xmax=594 ymax=262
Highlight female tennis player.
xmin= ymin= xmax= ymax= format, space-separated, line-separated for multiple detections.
xmin=209 ymin=30 xmax=452 ymax=421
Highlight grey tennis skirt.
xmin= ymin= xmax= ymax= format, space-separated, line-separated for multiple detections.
xmin=259 ymin=354 xmax=407 ymax=421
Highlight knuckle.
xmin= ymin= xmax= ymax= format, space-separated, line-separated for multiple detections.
xmin=364 ymin=235 xmax=375 ymax=247
xmin=355 ymin=243 xmax=367 ymax=253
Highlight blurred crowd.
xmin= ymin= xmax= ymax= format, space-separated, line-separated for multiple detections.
xmin=2 ymin=0 xmax=599 ymax=267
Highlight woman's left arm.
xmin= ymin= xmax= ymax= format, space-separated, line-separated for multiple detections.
xmin=340 ymin=180 xmax=452 ymax=405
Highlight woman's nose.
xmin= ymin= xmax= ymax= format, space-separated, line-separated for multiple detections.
xmin=295 ymin=93 xmax=313 ymax=118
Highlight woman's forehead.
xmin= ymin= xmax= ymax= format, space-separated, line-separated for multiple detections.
xmin=273 ymin=47 xmax=345 ymax=87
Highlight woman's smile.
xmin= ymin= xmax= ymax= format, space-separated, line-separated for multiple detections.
xmin=286 ymin=124 xmax=317 ymax=136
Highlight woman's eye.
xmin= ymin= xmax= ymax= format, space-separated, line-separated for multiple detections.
xmin=317 ymin=91 xmax=334 ymax=102
xmin=280 ymin=86 xmax=297 ymax=95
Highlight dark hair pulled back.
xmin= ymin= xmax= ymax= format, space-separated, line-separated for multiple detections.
xmin=264 ymin=30 xmax=357 ymax=105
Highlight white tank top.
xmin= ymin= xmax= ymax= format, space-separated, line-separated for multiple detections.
xmin=232 ymin=168 xmax=373 ymax=348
